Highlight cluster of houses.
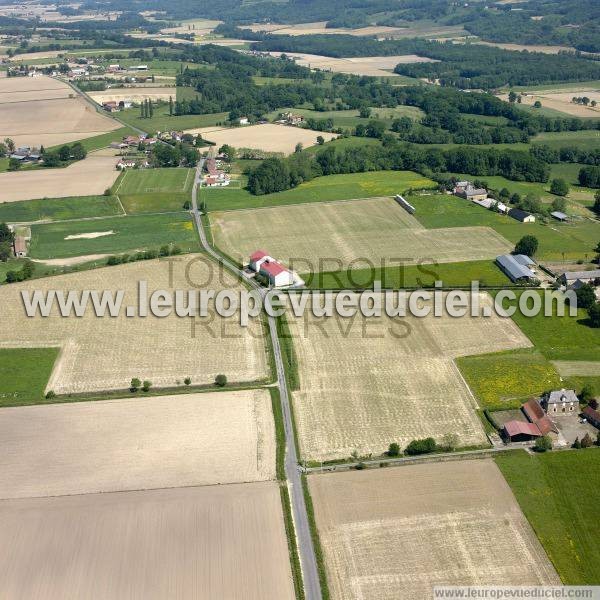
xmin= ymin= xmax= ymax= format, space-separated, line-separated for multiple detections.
xmin=101 ymin=100 xmax=133 ymax=112
xmin=203 ymin=157 xmax=230 ymax=187
xmin=453 ymin=181 xmax=536 ymax=223
xmin=503 ymin=389 xmax=599 ymax=444
xmin=276 ymin=112 xmax=305 ymax=126
xmin=248 ymin=250 xmax=304 ymax=288
xmin=8 ymin=145 xmax=41 ymax=164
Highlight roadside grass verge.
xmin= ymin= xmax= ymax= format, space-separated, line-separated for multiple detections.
xmin=279 ymin=485 xmax=306 ymax=600
xmin=269 ymin=387 xmax=286 ymax=482
xmin=276 ymin=314 xmax=300 ymax=392
xmin=205 ymin=170 xmax=436 ymax=211
xmin=29 ymin=213 xmax=199 ymax=259
xmin=457 ymin=348 xmax=563 ymax=411
xmin=496 ymin=448 xmax=600 ymax=585
xmin=302 ymin=475 xmax=331 ymax=600
xmin=0 ymin=347 xmax=59 ymax=407
xmin=302 ymin=259 xmax=511 ymax=289
xmin=0 ymin=195 xmax=123 ymax=223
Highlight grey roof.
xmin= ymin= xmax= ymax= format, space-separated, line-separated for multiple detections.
xmin=496 ymin=254 xmax=536 ymax=281
xmin=464 ymin=187 xmax=487 ymax=196
xmin=547 ymin=389 xmax=578 ymax=405
xmin=551 ymin=211 xmax=568 ymax=220
xmin=561 ymin=269 xmax=600 ymax=281
xmin=512 ymin=254 xmax=535 ymax=266
xmin=508 ymin=208 xmax=533 ymax=221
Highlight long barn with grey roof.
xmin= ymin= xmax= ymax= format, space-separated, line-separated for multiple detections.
xmin=495 ymin=254 xmax=537 ymax=283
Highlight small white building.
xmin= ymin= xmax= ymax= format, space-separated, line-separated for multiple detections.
xmin=249 ymin=250 xmax=299 ymax=287
xmin=239 ymin=117 xmax=249 ymax=125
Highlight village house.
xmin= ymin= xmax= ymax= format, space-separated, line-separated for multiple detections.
xmin=495 ymin=254 xmax=537 ymax=283
xmin=102 ymin=101 xmax=120 ymax=113
xmin=281 ymin=112 xmax=304 ymax=126
xmin=508 ymin=208 xmax=536 ymax=223
xmin=542 ymin=389 xmax=580 ymax=416
xmin=453 ymin=181 xmax=488 ymax=201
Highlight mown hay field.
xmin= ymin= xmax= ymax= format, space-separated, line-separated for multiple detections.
xmin=0 ymin=257 xmax=268 ymax=394
xmin=0 ymin=154 xmax=120 ymax=203
xmin=0 ymin=389 xmax=275 ymax=498
xmin=0 ymin=481 xmax=295 ymax=600
xmin=116 ymin=167 xmax=193 ymax=195
xmin=0 ymin=74 xmax=120 ymax=148
xmin=88 ymin=87 xmax=176 ymax=104
xmin=286 ymin=293 xmax=530 ymax=461
xmin=188 ymin=123 xmax=336 ymax=154
xmin=211 ymin=197 xmax=512 ymax=270
xmin=309 ymin=461 xmax=559 ymax=600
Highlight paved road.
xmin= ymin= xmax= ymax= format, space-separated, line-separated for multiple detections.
xmin=191 ymin=158 xmax=322 ymax=600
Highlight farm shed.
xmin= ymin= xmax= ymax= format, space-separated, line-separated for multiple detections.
xmin=495 ymin=254 xmax=536 ymax=283
xmin=582 ymin=406 xmax=600 ymax=429
xmin=550 ymin=211 xmax=568 ymax=222
xmin=13 ymin=236 xmax=27 ymax=257
xmin=558 ymin=269 xmax=600 ymax=287
xmin=521 ymin=398 xmax=557 ymax=436
xmin=508 ymin=208 xmax=536 ymax=223
xmin=395 ymin=194 xmax=416 ymax=214
xmin=504 ymin=420 xmax=543 ymax=442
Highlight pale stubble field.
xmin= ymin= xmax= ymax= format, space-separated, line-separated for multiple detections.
xmin=309 ymin=460 xmax=560 ymax=600
xmin=286 ymin=293 xmax=530 ymax=461
xmin=0 ymin=256 xmax=268 ymax=393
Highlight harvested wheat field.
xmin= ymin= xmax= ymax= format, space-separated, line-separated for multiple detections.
xmin=286 ymin=292 xmax=529 ymax=461
xmin=211 ymin=197 xmax=512 ymax=269
xmin=0 ymin=482 xmax=295 ymax=600
xmin=88 ymin=87 xmax=176 ymax=104
xmin=309 ymin=461 xmax=560 ymax=600
xmin=499 ymin=90 xmax=600 ymax=117
xmin=242 ymin=21 xmax=405 ymax=37
xmin=0 ymin=74 xmax=119 ymax=147
xmin=267 ymin=52 xmax=436 ymax=77
xmin=188 ymin=123 xmax=335 ymax=154
xmin=0 ymin=389 xmax=275 ymax=498
xmin=0 ymin=256 xmax=268 ymax=393
xmin=0 ymin=153 xmax=119 ymax=202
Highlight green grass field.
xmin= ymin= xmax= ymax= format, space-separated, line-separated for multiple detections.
xmin=115 ymin=168 xmax=194 ymax=214
xmin=29 ymin=213 xmax=199 ymax=259
xmin=532 ymin=130 xmax=600 ymax=151
xmin=408 ymin=194 xmax=600 ymax=261
xmin=204 ymin=170 xmax=436 ymax=211
xmin=303 ymin=259 xmax=511 ymax=289
xmin=506 ymin=291 xmax=600 ymax=362
xmin=0 ymin=195 xmax=123 ymax=223
xmin=0 ymin=348 xmax=59 ymax=407
xmin=117 ymin=107 xmax=228 ymax=134
xmin=115 ymin=167 xmax=193 ymax=195
xmin=457 ymin=348 xmax=562 ymax=411
xmin=496 ymin=449 xmax=600 ymax=585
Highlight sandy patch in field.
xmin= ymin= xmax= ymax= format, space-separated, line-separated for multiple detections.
xmin=0 ymin=482 xmax=294 ymax=600
xmin=0 ymin=74 xmax=120 ymax=147
xmin=161 ymin=18 xmax=221 ymax=35
xmin=211 ymin=197 xmax=512 ymax=268
xmin=188 ymin=123 xmax=336 ymax=154
xmin=33 ymin=254 xmax=110 ymax=266
xmin=499 ymin=90 xmax=600 ymax=117
xmin=0 ymin=389 xmax=275 ymax=498
xmin=198 ymin=38 xmax=249 ymax=46
xmin=242 ymin=21 xmax=406 ymax=37
xmin=64 ymin=230 xmax=114 ymax=240
xmin=0 ymin=154 xmax=119 ymax=202
xmin=267 ymin=52 xmax=436 ymax=76
xmin=88 ymin=87 xmax=176 ymax=104
xmin=309 ymin=461 xmax=559 ymax=600
xmin=475 ymin=41 xmax=574 ymax=54
xmin=0 ymin=257 xmax=268 ymax=394
xmin=286 ymin=292 xmax=529 ymax=461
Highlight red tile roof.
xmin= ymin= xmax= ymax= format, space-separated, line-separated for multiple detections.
xmin=504 ymin=420 xmax=541 ymax=438
xmin=583 ymin=406 xmax=600 ymax=422
xmin=535 ymin=416 xmax=555 ymax=436
xmin=261 ymin=261 xmax=286 ymax=276
xmin=522 ymin=398 xmax=545 ymax=422
xmin=250 ymin=250 xmax=268 ymax=262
